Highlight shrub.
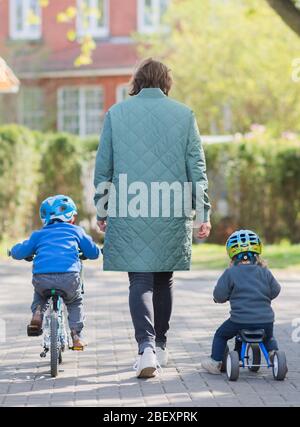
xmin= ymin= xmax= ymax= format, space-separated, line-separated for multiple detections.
xmin=34 ymin=133 xmax=85 ymax=226
xmin=205 ymin=135 xmax=300 ymax=243
xmin=0 ymin=125 xmax=40 ymax=240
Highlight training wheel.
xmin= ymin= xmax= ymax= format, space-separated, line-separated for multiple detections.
xmin=226 ymin=351 xmax=240 ymax=381
xmin=272 ymin=351 xmax=287 ymax=381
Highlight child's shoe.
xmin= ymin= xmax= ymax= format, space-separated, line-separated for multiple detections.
xmin=202 ymin=357 xmax=222 ymax=374
xmin=27 ymin=306 xmax=43 ymax=336
xmin=71 ymin=330 xmax=86 ymax=350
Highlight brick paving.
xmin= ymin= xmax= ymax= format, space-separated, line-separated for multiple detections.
xmin=0 ymin=261 xmax=300 ymax=407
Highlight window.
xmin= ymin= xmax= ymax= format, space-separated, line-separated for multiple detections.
xmin=18 ymin=87 xmax=45 ymax=130
xmin=10 ymin=0 xmax=41 ymax=40
xmin=138 ymin=0 xmax=170 ymax=33
xmin=116 ymin=84 xmax=130 ymax=103
xmin=77 ymin=0 xmax=109 ymax=38
xmin=58 ymin=87 xmax=104 ymax=137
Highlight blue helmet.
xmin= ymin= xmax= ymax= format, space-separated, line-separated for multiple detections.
xmin=226 ymin=229 xmax=262 ymax=259
xmin=40 ymin=195 xmax=77 ymax=226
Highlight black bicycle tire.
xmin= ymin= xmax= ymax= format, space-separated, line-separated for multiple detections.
xmin=50 ymin=312 xmax=59 ymax=377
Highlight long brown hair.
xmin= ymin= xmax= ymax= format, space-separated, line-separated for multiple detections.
xmin=129 ymin=58 xmax=173 ymax=96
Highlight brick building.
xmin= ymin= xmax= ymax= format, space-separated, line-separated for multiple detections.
xmin=0 ymin=0 xmax=169 ymax=136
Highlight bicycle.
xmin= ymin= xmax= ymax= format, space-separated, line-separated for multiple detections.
xmin=8 ymin=250 xmax=86 ymax=378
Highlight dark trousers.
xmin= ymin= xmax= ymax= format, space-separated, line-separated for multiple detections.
xmin=128 ymin=272 xmax=173 ymax=354
xmin=32 ymin=272 xmax=84 ymax=333
xmin=211 ymin=318 xmax=279 ymax=362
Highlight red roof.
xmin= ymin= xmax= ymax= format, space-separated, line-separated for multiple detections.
xmin=12 ymin=42 xmax=138 ymax=76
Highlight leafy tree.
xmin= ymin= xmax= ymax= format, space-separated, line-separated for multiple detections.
xmin=28 ymin=0 xmax=99 ymax=67
xmin=29 ymin=1 xmax=300 ymax=69
xmin=136 ymin=0 xmax=300 ymax=134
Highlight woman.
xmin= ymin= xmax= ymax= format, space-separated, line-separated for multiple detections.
xmin=94 ymin=58 xmax=211 ymax=378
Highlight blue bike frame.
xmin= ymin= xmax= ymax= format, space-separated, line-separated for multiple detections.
xmin=240 ymin=342 xmax=272 ymax=368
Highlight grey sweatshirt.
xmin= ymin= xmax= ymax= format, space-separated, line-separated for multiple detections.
xmin=213 ymin=264 xmax=281 ymax=324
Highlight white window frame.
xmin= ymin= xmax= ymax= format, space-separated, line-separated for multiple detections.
xmin=116 ymin=83 xmax=129 ymax=103
xmin=77 ymin=0 xmax=109 ymax=38
xmin=9 ymin=0 xmax=42 ymax=40
xmin=138 ymin=0 xmax=170 ymax=34
xmin=57 ymin=86 xmax=104 ymax=137
xmin=18 ymin=86 xmax=45 ymax=130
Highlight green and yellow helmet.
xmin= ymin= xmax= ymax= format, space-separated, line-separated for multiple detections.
xmin=226 ymin=230 xmax=262 ymax=260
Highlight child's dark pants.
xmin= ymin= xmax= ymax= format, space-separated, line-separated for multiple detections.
xmin=32 ymin=272 xmax=84 ymax=334
xmin=211 ymin=318 xmax=279 ymax=362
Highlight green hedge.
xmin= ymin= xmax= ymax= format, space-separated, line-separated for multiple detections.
xmin=205 ymin=135 xmax=300 ymax=244
xmin=0 ymin=125 xmax=85 ymax=240
xmin=0 ymin=125 xmax=299 ymax=244
xmin=0 ymin=125 xmax=40 ymax=240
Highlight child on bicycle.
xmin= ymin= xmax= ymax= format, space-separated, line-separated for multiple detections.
xmin=202 ymin=230 xmax=281 ymax=374
xmin=10 ymin=195 xmax=100 ymax=349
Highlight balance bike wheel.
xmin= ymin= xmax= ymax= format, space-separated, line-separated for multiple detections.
xmin=247 ymin=344 xmax=261 ymax=372
xmin=226 ymin=351 xmax=240 ymax=381
xmin=272 ymin=351 xmax=287 ymax=381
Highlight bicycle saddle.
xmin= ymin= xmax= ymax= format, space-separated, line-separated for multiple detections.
xmin=42 ymin=289 xmax=67 ymax=298
xmin=238 ymin=329 xmax=265 ymax=343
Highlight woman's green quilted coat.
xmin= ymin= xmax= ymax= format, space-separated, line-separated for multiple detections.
xmin=94 ymin=88 xmax=210 ymax=272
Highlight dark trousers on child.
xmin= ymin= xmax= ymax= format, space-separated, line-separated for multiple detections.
xmin=32 ymin=272 xmax=84 ymax=333
xmin=211 ymin=318 xmax=279 ymax=361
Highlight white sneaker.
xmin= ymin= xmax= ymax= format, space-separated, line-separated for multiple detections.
xmin=133 ymin=348 xmax=157 ymax=378
xmin=201 ymin=357 xmax=222 ymax=375
xmin=156 ymin=347 xmax=169 ymax=367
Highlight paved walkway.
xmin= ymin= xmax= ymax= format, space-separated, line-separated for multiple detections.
xmin=0 ymin=261 xmax=300 ymax=407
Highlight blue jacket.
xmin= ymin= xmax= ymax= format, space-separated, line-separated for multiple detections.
xmin=11 ymin=222 xmax=100 ymax=274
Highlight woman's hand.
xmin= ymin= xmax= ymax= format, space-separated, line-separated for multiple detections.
xmin=197 ymin=221 xmax=212 ymax=240
xmin=97 ymin=220 xmax=107 ymax=233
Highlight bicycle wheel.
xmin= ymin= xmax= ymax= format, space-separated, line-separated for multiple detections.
xmin=50 ymin=311 xmax=59 ymax=377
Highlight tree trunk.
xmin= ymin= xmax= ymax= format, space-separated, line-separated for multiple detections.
xmin=266 ymin=0 xmax=300 ymax=37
